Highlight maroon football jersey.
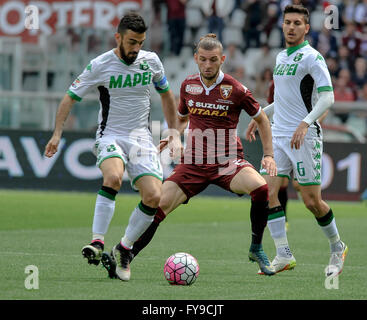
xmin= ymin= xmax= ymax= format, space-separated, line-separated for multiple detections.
xmin=179 ymin=71 xmax=260 ymax=165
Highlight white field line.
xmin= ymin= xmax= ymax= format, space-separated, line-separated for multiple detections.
xmin=0 ymin=251 xmax=364 ymax=269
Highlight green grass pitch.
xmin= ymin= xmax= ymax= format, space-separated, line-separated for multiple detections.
xmin=1 ymin=190 xmax=366 ymax=300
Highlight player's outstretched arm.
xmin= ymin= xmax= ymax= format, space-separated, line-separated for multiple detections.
xmin=159 ymin=89 xmax=183 ymax=158
xmin=290 ymin=91 xmax=334 ymax=150
xmin=159 ymin=115 xmax=188 ymax=153
xmin=44 ymin=94 xmax=75 ymax=158
xmin=253 ymin=109 xmax=277 ymax=177
xmin=245 ymin=119 xmax=258 ymax=142
xmin=245 ymin=102 xmax=274 ymax=142
xmin=160 ymin=89 xmax=178 ymax=130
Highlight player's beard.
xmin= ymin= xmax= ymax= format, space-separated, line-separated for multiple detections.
xmin=201 ymin=68 xmax=220 ymax=82
xmin=119 ymin=44 xmax=138 ymax=65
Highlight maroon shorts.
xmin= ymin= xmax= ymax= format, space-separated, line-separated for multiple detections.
xmin=165 ymin=159 xmax=255 ymax=203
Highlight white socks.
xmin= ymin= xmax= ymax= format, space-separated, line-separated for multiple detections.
xmin=267 ymin=207 xmax=292 ymax=258
xmin=121 ymin=203 xmax=156 ymax=249
xmin=92 ymin=186 xmax=157 ymax=251
xmin=92 ymin=194 xmax=116 ymax=238
xmin=317 ymin=214 xmax=343 ymax=253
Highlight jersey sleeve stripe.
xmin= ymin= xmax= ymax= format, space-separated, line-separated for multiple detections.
xmin=67 ymin=90 xmax=82 ymax=102
xmin=317 ymin=86 xmax=333 ymax=93
xmin=178 ymin=111 xmax=189 ymax=117
xmin=251 ymin=107 xmax=262 ymax=119
xmin=155 ymin=85 xmax=170 ymax=94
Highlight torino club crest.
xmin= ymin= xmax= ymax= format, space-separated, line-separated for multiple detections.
xmin=220 ymin=85 xmax=233 ymax=99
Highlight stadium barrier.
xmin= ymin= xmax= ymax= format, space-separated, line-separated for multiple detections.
xmin=0 ymin=129 xmax=365 ymax=201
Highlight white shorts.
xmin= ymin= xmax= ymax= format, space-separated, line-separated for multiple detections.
xmin=261 ymin=136 xmax=322 ymax=185
xmin=93 ymin=132 xmax=163 ymax=190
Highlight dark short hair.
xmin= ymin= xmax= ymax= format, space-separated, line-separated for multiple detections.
xmin=117 ymin=12 xmax=148 ymax=34
xmin=283 ymin=4 xmax=310 ymax=24
xmin=195 ymin=33 xmax=223 ymax=54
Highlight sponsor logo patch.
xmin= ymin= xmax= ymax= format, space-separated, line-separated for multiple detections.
xmin=186 ymin=84 xmax=203 ymax=95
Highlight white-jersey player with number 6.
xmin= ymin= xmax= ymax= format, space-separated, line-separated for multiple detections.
xmin=44 ymin=12 xmax=182 ymax=281
xmin=246 ymin=4 xmax=348 ymax=277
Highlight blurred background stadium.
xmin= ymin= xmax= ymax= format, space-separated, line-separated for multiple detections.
xmin=0 ymin=0 xmax=366 ymax=200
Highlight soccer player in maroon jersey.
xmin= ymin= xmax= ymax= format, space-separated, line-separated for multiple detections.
xmin=102 ymin=34 xmax=277 ymax=276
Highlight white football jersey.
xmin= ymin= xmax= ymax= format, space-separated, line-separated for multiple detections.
xmin=67 ymin=49 xmax=169 ymax=138
xmin=272 ymin=40 xmax=333 ymax=138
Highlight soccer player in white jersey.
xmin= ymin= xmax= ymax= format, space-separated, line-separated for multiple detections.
xmin=44 ymin=12 xmax=181 ymax=281
xmin=246 ymin=5 xmax=348 ymax=277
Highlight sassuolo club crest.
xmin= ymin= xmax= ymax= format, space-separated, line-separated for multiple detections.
xmin=294 ymin=53 xmax=304 ymax=62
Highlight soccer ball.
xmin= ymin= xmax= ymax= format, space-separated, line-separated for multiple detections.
xmin=163 ymin=252 xmax=199 ymax=285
